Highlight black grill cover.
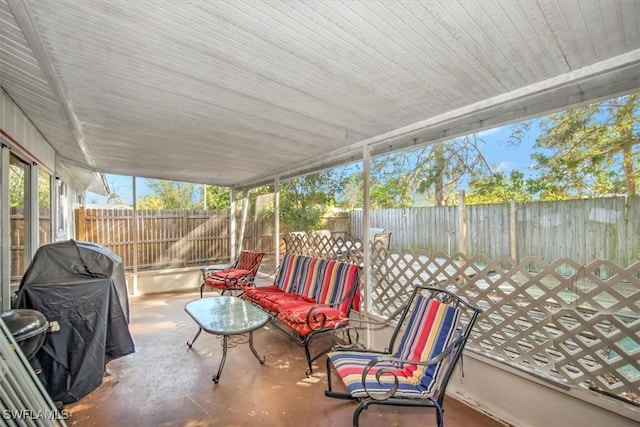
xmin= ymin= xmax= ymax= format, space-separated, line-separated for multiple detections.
xmin=13 ymin=240 xmax=135 ymax=403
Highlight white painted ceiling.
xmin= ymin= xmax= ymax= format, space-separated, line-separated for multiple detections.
xmin=1 ymin=0 xmax=639 ymax=191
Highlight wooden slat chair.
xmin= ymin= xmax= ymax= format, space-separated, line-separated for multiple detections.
xmin=325 ymin=285 xmax=482 ymax=427
xmin=200 ymin=250 xmax=264 ymax=297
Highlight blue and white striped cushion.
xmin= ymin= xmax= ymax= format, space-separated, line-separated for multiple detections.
xmin=328 ymin=297 xmax=459 ymax=398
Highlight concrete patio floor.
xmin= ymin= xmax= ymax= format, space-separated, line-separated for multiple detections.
xmin=64 ymin=289 xmax=509 ymax=427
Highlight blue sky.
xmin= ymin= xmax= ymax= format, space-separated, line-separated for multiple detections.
xmin=86 ymin=175 xmax=150 ymax=205
xmin=476 ymin=123 xmax=538 ymax=175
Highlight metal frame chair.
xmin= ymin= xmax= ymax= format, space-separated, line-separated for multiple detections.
xmin=325 ymin=284 xmax=482 ymax=427
xmin=200 ymin=250 xmax=264 ymax=297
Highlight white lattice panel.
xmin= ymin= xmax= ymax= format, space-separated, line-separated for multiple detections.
xmin=285 ymin=233 xmax=640 ymax=405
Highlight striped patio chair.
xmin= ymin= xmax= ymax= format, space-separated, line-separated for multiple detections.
xmin=325 ymin=285 xmax=482 ymax=427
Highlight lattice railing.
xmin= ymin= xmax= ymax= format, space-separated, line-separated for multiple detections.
xmin=284 ymin=233 xmax=640 ymax=406
xmin=284 ymin=232 xmax=371 ymax=265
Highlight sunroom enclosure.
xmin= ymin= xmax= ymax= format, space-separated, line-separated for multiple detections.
xmin=4 ymin=126 xmax=640 ymax=426
xmin=2 ymin=1 xmax=640 ymax=425
xmin=3 ymin=87 xmax=640 ymax=427
xmin=70 ymin=171 xmax=639 ymax=426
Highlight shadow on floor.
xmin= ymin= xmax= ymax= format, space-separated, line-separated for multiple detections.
xmin=65 ymin=290 xmax=506 ymax=427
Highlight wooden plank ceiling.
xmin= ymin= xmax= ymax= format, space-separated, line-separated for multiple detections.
xmin=1 ymin=0 xmax=639 ymax=190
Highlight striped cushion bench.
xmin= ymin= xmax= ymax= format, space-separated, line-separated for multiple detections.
xmin=242 ymin=251 xmax=361 ymax=375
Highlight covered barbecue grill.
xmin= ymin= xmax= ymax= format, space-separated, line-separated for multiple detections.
xmin=13 ymin=240 xmax=135 ymax=404
xmin=1 ymin=309 xmax=49 ymax=360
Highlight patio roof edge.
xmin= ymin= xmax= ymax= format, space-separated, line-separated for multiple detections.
xmin=234 ymin=50 xmax=640 ymax=190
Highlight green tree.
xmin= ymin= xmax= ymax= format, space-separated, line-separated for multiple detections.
xmin=362 ymin=136 xmax=492 ymax=208
xmin=136 ymin=194 xmax=164 ymax=210
xmin=38 ymin=174 xmax=51 ymax=209
xmin=525 ymin=94 xmax=639 ymax=199
xmin=142 ymin=179 xmax=197 ymax=209
xmin=232 ymin=185 xmax=274 ymax=221
xmin=335 ymin=158 xmax=416 ymax=209
xmin=371 ymin=150 xmax=423 ymax=208
xmin=204 ymin=185 xmax=231 ymax=211
xmin=337 ymin=172 xmax=363 ymax=210
xmin=9 ymin=163 xmax=25 ymax=207
xmin=269 ymin=170 xmax=347 ymax=232
xmin=466 ymin=170 xmax=534 ymax=204
xmin=336 ymin=136 xmax=493 ymax=209
xmin=416 ymin=136 xmax=493 ymax=206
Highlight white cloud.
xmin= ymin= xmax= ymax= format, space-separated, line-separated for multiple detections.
xmin=494 ymin=161 xmax=514 ymax=172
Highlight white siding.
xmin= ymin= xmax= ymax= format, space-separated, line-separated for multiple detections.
xmin=0 ymin=89 xmax=56 ymax=170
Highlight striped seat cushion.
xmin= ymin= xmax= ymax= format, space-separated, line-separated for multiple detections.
xmin=328 ymin=297 xmax=459 ymax=398
xmin=244 ymin=253 xmax=319 ymax=313
xmin=328 ymin=351 xmax=431 ymax=398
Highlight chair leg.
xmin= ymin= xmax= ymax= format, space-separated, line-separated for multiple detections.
xmin=325 ymin=356 xmax=333 ymax=391
xmin=324 ymin=357 xmax=356 ymax=400
xmin=304 ymin=340 xmax=313 ymax=375
xmin=200 ymin=283 xmax=205 ymax=298
xmin=353 ymin=400 xmax=369 ymax=427
xmin=432 ymin=397 xmax=444 ymax=427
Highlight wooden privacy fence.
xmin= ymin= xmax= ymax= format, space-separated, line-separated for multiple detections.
xmin=76 ymin=208 xmax=275 ymax=272
xmin=9 ymin=207 xmax=51 ymax=283
xmin=350 ymin=195 xmax=640 ymax=267
xmin=13 ymin=195 xmax=640 ymax=277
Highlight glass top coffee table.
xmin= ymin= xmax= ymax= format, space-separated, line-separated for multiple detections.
xmin=185 ymin=296 xmax=269 ymax=383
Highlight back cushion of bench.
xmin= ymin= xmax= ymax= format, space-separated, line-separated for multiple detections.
xmin=314 ymin=260 xmax=360 ymax=313
xmin=274 ymin=252 xmax=301 ymax=293
xmin=293 ymin=256 xmax=325 ymax=299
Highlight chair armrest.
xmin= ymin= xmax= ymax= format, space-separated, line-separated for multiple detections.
xmin=329 ymin=347 xmax=389 ymax=355
xmin=226 ymin=275 xmax=256 ymax=289
xmin=240 ymin=278 xmax=257 ymax=287
xmin=303 ymin=304 xmax=347 ymax=332
xmin=331 ymin=302 xmax=410 ymax=349
xmin=360 ymin=332 xmax=464 ymax=401
xmin=201 ymin=263 xmax=232 ymax=279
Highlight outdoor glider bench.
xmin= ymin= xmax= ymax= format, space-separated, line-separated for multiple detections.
xmin=242 ymin=252 xmax=361 ymax=375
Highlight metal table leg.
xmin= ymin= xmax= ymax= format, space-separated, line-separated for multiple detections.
xmin=210 ymin=333 xmax=265 ymax=383
xmin=249 ymin=331 xmax=266 ymax=364
xmin=212 ymin=336 xmax=229 ymax=383
xmin=187 ymin=327 xmax=203 ymax=348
